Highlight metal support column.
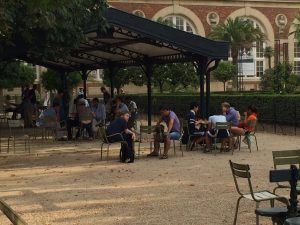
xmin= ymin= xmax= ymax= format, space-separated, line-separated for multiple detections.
xmin=81 ymin=70 xmax=88 ymax=98
xmin=145 ymin=63 xmax=153 ymax=126
xmin=196 ymin=59 xmax=207 ymax=118
xmin=206 ymin=60 xmax=220 ymax=118
xmin=108 ymin=65 xmax=118 ymax=98
xmin=59 ymin=71 xmax=67 ymax=91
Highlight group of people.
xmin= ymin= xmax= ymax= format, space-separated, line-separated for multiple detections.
xmin=37 ymin=86 xmax=138 ymax=142
xmin=108 ymin=101 xmax=258 ymax=163
xmin=185 ymin=102 xmax=258 ymax=152
xmin=5 ymin=85 xmax=39 ymax=127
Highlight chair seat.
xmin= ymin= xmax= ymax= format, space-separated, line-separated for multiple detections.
xmin=243 ymin=191 xmax=278 ymax=200
xmin=285 ymin=217 xmax=300 ymax=225
xmin=255 ymin=207 xmax=288 ymax=217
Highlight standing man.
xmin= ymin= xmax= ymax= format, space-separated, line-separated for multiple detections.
xmin=148 ymin=106 xmax=181 ymax=159
xmin=100 ymin=87 xmax=111 ymax=105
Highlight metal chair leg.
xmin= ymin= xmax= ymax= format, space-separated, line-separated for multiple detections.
xmin=254 ymin=135 xmax=258 ymax=151
xmin=100 ymin=143 xmax=104 ymax=160
xmin=173 ymin=140 xmax=176 ymax=156
xmin=233 ymin=197 xmax=242 ymax=225
xmin=107 ymin=145 xmax=110 ymax=160
xmin=256 ymin=202 xmax=260 ymax=225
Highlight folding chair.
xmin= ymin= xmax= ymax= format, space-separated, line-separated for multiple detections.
xmin=7 ymin=119 xmax=30 ymax=153
xmin=229 ymin=160 xmax=288 ymax=225
xmin=272 ymin=150 xmax=300 ymax=194
xmin=137 ymin=125 xmax=157 ymax=158
xmin=235 ymin=121 xmax=259 ymax=152
xmin=211 ymin=122 xmax=232 ymax=155
xmin=0 ymin=198 xmax=28 ymax=225
xmin=183 ymin=120 xmax=205 ymax=151
xmin=98 ymin=126 xmax=127 ymax=161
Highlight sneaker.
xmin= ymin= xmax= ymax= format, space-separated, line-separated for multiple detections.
xmin=147 ymin=152 xmax=159 ymax=157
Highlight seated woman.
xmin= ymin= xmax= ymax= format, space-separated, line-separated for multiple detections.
xmin=106 ymin=111 xmax=136 ymax=163
xmin=231 ymin=105 xmax=258 ymax=146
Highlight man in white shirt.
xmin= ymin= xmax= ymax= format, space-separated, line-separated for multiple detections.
xmin=206 ymin=114 xmax=230 ymax=152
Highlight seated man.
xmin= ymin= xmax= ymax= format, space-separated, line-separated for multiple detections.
xmin=148 ymin=106 xmax=181 ymax=159
xmin=222 ymin=102 xmax=240 ymax=126
xmin=187 ymin=102 xmax=207 ymax=150
xmin=206 ymin=112 xmax=231 ymax=152
xmin=77 ymin=99 xmax=94 ymax=140
xmin=231 ymin=105 xmax=258 ymax=146
xmin=106 ymin=111 xmax=136 ymax=163
xmin=36 ymin=102 xmax=60 ymax=128
xmin=125 ymin=96 xmax=138 ymax=129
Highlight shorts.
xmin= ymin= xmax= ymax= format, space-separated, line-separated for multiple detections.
xmin=168 ymin=132 xmax=181 ymax=140
xmin=208 ymin=129 xmax=230 ymax=139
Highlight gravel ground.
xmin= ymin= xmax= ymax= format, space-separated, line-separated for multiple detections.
xmin=0 ymin=132 xmax=300 ymax=225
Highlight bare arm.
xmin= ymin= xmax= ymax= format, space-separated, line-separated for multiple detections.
xmin=167 ymin=118 xmax=174 ymax=133
xmin=124 ymin=128 xmax=136 ymax=140
xmin=156 ymin=117 xmax=163 ymax=125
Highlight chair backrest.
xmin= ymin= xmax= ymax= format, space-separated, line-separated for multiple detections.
xmin=78 ymin=107 xmax=93 ymax=122
xmin=215 ymin=122 xmax=231 ymax=130
xmin=229 ymin=160 xmax=254 ymax=197
xmin=139 ymin=125 xmax=156 ymax=134
xmin=0 ymin=199 xmax=28 ymax=225
xmin=272 ymin=150 xmax=300 ymax=170
xmin=8 ymin=119 xmax=24 ymax=128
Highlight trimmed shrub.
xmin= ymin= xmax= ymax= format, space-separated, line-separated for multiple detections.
xmin=132 ymin=94 xmax=300 ymax=126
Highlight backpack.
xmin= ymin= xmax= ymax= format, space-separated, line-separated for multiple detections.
xmin=154 ymin=125 xmax=165 ymax=143
xmin=181 ymin=126 xmax=189 ymax=145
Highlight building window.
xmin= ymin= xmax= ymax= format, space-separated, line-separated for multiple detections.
xmin=237 ymin=18 xmax=265 ymax=78
xmin=164 ymin=15 xmax=195 ymax=34
xmin=295 ymin=41 xmax=300 ymax=74
xmin=133 ymin=10 xmax=145 ymax=18
xmin=256 ymin=60 xmax=264 ymax=77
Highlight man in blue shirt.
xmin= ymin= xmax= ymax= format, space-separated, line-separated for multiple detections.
xmin=106 ymin=111 xmax=136 ymax=163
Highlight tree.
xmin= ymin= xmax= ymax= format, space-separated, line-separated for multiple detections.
xmin=103 ymin=68 xmax=132 ymax=94
xmin=41 ymin=69 xmax=82 ymax=91
xmin=0 ymin=0 xmax=108 ymax=63
xmin=0 ymin=61 xmax=36 ymax=95
xmin=260 ymin=63 xmax=300 ymax=93
xmin=208 ymin=17 xmax=264 ymax=88
xmin=264 ymin=46 xmax=274 ymax=69
xmin=212 ymin=61 xmax=236 ymax=92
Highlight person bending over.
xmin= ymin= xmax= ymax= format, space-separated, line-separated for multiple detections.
xmin=106 ymin=111 xmax=136 ymax=163
xmin=187 ymin=102 xmax=208 ymax=150
xmin=148 ymin=106 xmax=181 ymax=159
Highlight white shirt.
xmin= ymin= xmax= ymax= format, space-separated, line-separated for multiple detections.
xmin=208 ymin=115 xmax=227 ymax=128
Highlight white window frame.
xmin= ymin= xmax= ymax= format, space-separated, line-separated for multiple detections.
xmin=164 ymin=15 xmax=195 ymax=34
xmin=294 ymin=41 xmax=300 ymax=75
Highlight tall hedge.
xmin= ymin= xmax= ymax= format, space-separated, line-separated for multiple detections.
xmin=132 ymin=95 xmax=300 ymax=126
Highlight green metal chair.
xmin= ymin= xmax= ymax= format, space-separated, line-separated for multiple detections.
xmin=272 ymin=150 xmax=300 ymax=194
xmin=229 ymin=160 xmax=289 ymax=225
xmin=7 ymin=119 xmax=30 ymax=153
xmin=235 ymin=120 xmax=259 ymax=152
xmin=99 ymin=126 xmax=127 ymax=161
xmin=212 ymin=122 xmax=232 ymax=155
xmin=137 ymin=125 xmax=157 ymax=158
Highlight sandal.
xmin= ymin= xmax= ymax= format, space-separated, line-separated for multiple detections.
xmin=159 ymin=154 xmax=168 ymax=160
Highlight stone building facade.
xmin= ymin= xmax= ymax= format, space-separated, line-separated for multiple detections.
xmin=109 ymin=0 xmax=300 ymax=91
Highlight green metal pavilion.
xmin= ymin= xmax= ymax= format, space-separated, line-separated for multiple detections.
xmin=24 ymin=7 xmax=229 ymax=125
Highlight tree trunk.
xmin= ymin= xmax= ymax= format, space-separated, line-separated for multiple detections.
xmin=223 ymin=82 xmax=226 ymax=92
xmin=231 ymin=51 xmax=239 ymax=90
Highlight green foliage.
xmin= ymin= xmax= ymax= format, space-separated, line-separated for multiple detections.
xmin=41 ymin=69 xmax=81 ymax=91
xmin=212 ymin=61 xmax=236 ymax=91
xmin=0 ymin=0 xmax=108 ymax=62
xmin=103 ymin=67 xmax=142 ymax=94
xmin=260 ymin=63 xmax=300 ymax=93
xmin=153 ymin=63 xmax=198 ymax=93
xmin=0 ymin=61 xmax=36 ymax=89
xmin=130 ymin=94 xmax=300 ymax=126
xmin=209 ymin=17 xmax=265 ymax=64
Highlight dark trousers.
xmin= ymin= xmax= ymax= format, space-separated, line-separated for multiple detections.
xmin=79 ymin=123 xmax=93 ymax=138
xmin=108 ymin=133 xmax=134 ymax=162
xmin=67 ymin=118 xmax=79 ymax=139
